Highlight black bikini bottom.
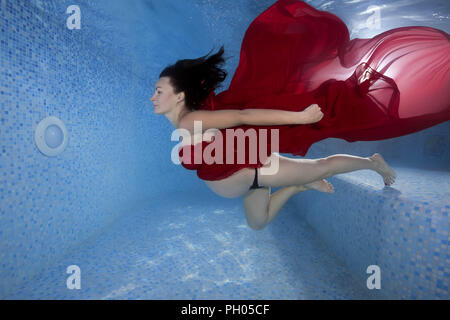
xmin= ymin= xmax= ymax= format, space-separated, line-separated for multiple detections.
xmin=249 ymin=168 xmax=263 ymax=190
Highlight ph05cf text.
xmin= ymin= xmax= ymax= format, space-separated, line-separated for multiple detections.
xmin=225 ymin=304 xmax=270 ymax=315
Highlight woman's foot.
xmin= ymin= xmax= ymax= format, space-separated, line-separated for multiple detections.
xmin=304 ymin=179 xmax=335 ymax=193
xmin=369 ymin=153 xmax=396 ymax=186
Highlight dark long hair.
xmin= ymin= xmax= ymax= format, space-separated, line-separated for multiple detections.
xmin=159 ymin=45 xmax=228 ymax=110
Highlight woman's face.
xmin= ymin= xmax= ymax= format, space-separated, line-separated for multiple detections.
xmin=150 ymin=76 xmax=182 ymax=114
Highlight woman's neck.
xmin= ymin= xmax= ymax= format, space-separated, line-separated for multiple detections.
xmin=165 ymin=106 xmax=191 ymax=129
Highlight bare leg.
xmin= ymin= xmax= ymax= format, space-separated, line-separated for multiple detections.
xmin=370 ymin=153 xmax=396 ymax=186
xmin=242 ymin=179 xmax=334 ymax=230
xmin=243 ymin=185 xmax=302 ymax=230
xmin=265 ymin=185 xmax=306 ymax=226
xmin=258 ymin=152 xmax=396 ymax=188
xmin=304 ymin=179 xmax=335 ymax=193
xmin=265 ymin=182 xmax=336 ymax=225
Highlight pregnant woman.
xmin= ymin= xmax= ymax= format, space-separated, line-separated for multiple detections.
xmin=150 ymin=0 xmax=449 ymax=230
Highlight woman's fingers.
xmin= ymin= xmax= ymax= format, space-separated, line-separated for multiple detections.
xmin=302 ymin=104 xmax=323 ymax=123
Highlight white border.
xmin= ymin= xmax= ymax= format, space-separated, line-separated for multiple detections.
xmin=34 ymin=116 xmax=69 ymax=157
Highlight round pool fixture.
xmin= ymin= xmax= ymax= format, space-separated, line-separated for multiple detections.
xmin=34 ymin=116 xmax=69 ymax=157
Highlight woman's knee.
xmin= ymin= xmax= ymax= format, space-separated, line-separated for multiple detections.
xmin=244 ymin=207 xmax=268 ymax=230
xmin=246 ymin=218 xmax=267 ymax=230
xmin=243 ymin=188 xmax=270 ymax=230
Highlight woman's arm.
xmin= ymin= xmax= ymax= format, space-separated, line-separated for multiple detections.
xmin=241 ymin=104 xmax=323 ymax=126
xmin=178 ymin=109 xmax=244 ymax=133
xmin=179 ymin=104 xmax=323 ymax=133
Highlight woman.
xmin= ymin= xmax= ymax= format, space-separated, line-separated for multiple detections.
xmin=150 ymin=0 xmax=449 ymax=230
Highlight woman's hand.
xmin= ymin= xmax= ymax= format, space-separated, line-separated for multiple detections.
xmin=299 ymin=104 xmax=324 ymax=124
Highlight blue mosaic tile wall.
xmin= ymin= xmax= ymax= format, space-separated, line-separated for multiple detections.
xmin=7 ymin=193 xmax=376 ymax=300
xmin=0 ymin=0 xmax=154 ymax=297
xmin=298 ymin=137 xmax=449 ymax=299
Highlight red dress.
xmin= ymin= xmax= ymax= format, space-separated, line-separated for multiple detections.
xmin=179 ymin=0 xmax=450 ymax=181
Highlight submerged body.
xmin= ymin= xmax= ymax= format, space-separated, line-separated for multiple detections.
xmin=151 ymin=0 xmax=450 ymax=229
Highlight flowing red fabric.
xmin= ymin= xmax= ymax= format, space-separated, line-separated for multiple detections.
xmin=179 ymin=0 xmax=450 ymax=181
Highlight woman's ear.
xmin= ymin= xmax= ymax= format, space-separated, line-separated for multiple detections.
xmin=177 ymin=91 xmax=185 ymax=103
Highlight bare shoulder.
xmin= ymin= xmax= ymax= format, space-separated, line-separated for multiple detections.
xmin=179 ymin=109 xmax=243 ymax=133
